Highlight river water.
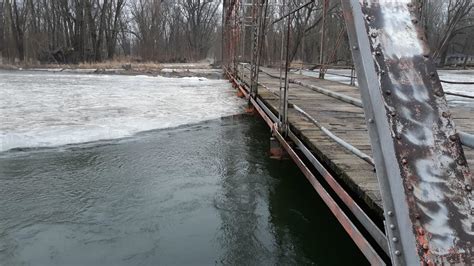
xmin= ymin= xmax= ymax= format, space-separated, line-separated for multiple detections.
xmin=0 ymin=71 xmax=367 ymax=265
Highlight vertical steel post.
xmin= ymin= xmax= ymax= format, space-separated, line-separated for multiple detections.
xmin=249 ymin=0 xmax=267 ymax=99
xmin=249 ymin=0 xmax=260 ymax=97
xmin=241 ymin=0 xmax=246 ymax=62
xmin=233 ymin=0 xmax=240 ymax=74
xmin=318 ymin=0 xmax=328 ymax=79
xmin=222 ymin=0 xmax=227 ymax=65
xmin=341 ymin=0 xmax=473 ymax=264
xmin=282 ymin=8 xmax=291 ymax=134
xmin=278 ymin=0 xmax=286 ymax=126
xmin=350 ymin=64 xmax=356 ymax=86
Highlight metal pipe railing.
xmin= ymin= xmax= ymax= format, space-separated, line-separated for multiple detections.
xmin=445 ymin=91 xmax=474 ymax=99
xmin=440 ymin=79 xmax=474 ymax=85
xmin=260 ymin=67 xmax=474 ymax=150
xmin=459 ymin=132 xmax=474 ymax=149
xmin=242 ymin=65 xmax=375 ymax=165
xmin=293 ymin=104 xmax=375 ymax=166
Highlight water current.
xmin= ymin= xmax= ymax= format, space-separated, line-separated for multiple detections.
xmin=0 ymin=71 xmax=368 ymax=265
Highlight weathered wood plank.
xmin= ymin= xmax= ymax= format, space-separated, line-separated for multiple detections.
xmin=237 ymin=65 xmax=474 ymax=218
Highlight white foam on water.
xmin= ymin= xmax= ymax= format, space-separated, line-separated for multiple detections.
xmin=0 ymin=71 xmax=244 ymax=152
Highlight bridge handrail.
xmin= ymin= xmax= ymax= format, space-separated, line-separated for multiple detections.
xmin=241 ymin=65 xmax=376 ymax=166
xmin=258 ymin=67 xmax=474 ymax=150
xmin=292 ymin=104 xmax=375 ymax=166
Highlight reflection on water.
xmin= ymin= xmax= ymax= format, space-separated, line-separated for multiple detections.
xmin=0 ymin=116 xmax=368 ymax=265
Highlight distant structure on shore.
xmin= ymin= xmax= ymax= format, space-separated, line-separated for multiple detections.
xmin=443 ymin=53 xmax=474 ymax=67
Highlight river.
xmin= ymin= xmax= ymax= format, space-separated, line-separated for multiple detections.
xmin=0 ymin=70 xmax=367 ymax=265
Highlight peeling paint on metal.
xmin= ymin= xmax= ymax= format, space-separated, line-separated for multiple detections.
xmin=360 ymin=0 xmax=473 ymax=263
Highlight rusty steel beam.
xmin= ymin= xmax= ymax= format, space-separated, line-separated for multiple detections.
xmin=249 ymin=0 xmax=267 ymax=97
xmin=273 ymin=129 xmax=386 ymax=265
xmin=341 ymin=0 xmax=473 ymax=265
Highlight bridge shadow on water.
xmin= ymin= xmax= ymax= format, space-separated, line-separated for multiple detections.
xmin=214 ymin=114 xmax=369 ymax=265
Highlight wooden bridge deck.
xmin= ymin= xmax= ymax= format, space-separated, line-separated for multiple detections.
xmin=237 ymin=65 xmax=474 ymax=217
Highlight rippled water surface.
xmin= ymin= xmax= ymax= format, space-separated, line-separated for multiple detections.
xmin=0 ymin=71 xmax=367 ymax=265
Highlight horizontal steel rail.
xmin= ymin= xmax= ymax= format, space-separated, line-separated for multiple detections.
xmin=460 ymin=131 xmax=474 ymax=149
xmin=256 ymin=98 xmax=279 ymax=123
xmin=445 ymin=91 xmax=474 ymax=99
xmin=260 ymin=68 xmax=364 ymax=107
xmin=440 ymin=79 xmax=474 ymax=85
xmin=286 ymin=130 xmax=388 ymax=254
xmin=292 ymin=104 xmax=375 ymax=166
xmin=273 ymin=129 xmax=386 ymax=265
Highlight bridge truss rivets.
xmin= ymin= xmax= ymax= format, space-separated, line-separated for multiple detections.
xmin=436 ymin=90 xmax=444 ymax=97
xmin=449 ymin=135 xmax=457 ymax=141
xmin=465 ymin=184 xmax=472 ymax=192
xmin=371 ymin=32 xmax=377 ymax=38
xmin=392 ymin=237 xmax=399 ymax=243
xmin=385 ymin=89 xmax=391 ymax=95
xmin=401 ymin=158 xmax=408 ymax=165
xmin=442 ymin=112 xmax=449 ymax=118
xmin=390 ymin=224 xmax=396 ymax=230
xmin=394 ymin=250 xmax=401 ymax=256
xmin=423 ymin=244 xmax=429 ymax=250
xmin=387 ymin=211 xmax=394 ymax=216
xmin=407 ymin=185 xmax=414 ymax=191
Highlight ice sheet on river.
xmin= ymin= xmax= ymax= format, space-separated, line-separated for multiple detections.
xmin=0 ymin=71 xmax=244 ymax=152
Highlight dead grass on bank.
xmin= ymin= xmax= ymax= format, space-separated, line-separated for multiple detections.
xmin=0 ymin=57 xmax=215 ymax=72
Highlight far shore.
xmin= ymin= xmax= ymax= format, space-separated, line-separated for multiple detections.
xmin=0 ymin=61 xmax=225 ymax=79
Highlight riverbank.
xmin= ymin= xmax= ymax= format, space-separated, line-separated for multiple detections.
xmin=0 ymin=61 xmax=223 ymax=79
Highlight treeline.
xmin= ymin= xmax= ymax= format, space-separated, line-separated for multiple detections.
xmin=0 ymin=0 xmax=221 ymax=64
xmin=0 ymin=0 xmax=472 ymax=66
xmin=253 ymin=0 xmax=473 ymax=68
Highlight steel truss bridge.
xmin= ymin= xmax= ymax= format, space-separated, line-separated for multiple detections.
xmin=222 ymin=0 xmax=474 ymax=265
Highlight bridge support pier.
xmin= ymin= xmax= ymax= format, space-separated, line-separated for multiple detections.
xmin=237 ymin=89 xmax=245 ymax=98
xmin=269 ymin=136 xmax=288 ymax=160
